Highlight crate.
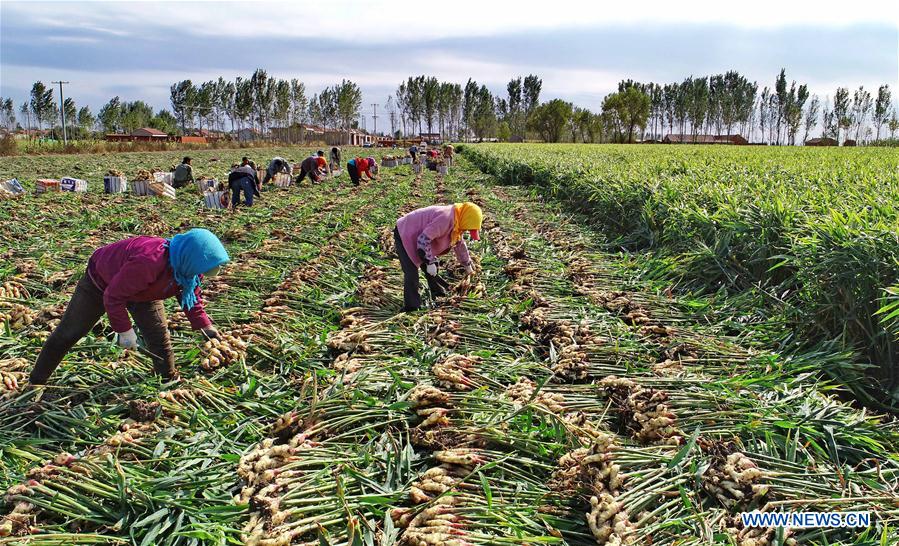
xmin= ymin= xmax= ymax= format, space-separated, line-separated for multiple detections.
xmin=132 ymin=179 xmax=151 ymax=196
xmin=195 ymin=178 xmax=216 ymax=193
xmin=149 ymin=181 xmax=176 ymax=199
xmin=35 ymin=179 xmax=61 ymax=193
xmin=1 ymin=179 xmax=25 ymax=195
xmin=437 ymin=165 xmax=448 ymax=175
xmin=153 ymin=172 xmax=174 ymax=185
xmin=273 ymin=173 xmax=292 ymax=187
xmin=104 ymin=176 xmax=128 ymax=193
xmin=203 ymin=190 xmax=228 ymax=209
xmin=60 ymin=177 xmax=88 ymax=192
xmin=413 ymin=163 xmax=422 ymax=174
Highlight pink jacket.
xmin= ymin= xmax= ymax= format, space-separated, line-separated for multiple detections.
xmin=87 ymin=237 xmax=211 ymax=333
xmin=396 ymin=205 xmax=471 ymax=267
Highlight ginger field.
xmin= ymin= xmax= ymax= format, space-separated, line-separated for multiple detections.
xmin=0 ymin=145 xmax=898 ymax=545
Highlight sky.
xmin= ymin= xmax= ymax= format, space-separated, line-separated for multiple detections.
xmin=1 ymin=0 xmax=897 ymax=132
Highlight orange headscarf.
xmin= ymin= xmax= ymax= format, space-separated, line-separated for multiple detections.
xmin=452 ymin=202 xmax=483 ymax=245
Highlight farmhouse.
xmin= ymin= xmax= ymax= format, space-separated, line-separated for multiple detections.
xmin=663 ymin=134 xmax=749 ymax=145
xmin=105 ymin=127 xmax=169 ymax=142
xmin=805 ymin=137 xmax=838 ymax=146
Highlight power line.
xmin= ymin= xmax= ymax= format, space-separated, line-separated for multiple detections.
xmin=51 ymin=81 xmax=70 ymax=145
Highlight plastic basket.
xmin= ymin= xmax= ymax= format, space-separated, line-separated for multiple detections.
xmin=203 ymin=190 xmax=228 ymax=209
xmin=412 ymin=164 xmax=422 ymax=174
xmin=153 ymin=172 xmax=174 ymax=185
xmin=132 ymin=179 xmax=151 ymax=196
xmin=103 ymin=176 xmax=127 ymax=193
xmin=35 ymin=179 xmax=61 ymax=193
xmin=60 ymin=177 xmax=88 ymax=192
xmin=1 ymin=179 xmax=25 ymax=195
xmin=273 ymin=173 xmax=292 ymax=187
xmin=149 ymin=181 xmax=176 ymax=199
xmin=437 ymin=165 xmax=448 ymax=175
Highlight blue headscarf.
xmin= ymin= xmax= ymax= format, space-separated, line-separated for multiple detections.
xmin=166 ymin=228 xmax=229 ymax=310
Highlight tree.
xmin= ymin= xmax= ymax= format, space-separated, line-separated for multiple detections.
xmin=758 ymin=87 xmax=770 ymax=144
xmin=19 ymin=102 xmax=31 ymax=132
xmin=528 ymin=99 xmax=573 ymax=142
xmin=822 ymin=100 xmax=837 ymax=139
xmin=496 ymin=121 xmax=511 ymax=141
xmin=773 ymin=69 xmax=787 ymax=144
xmin=602 ymin=87 xmax=650 ymax=143
xmin=289 ymin=79 xmax=307 ymax=142
xmin=98 ymin=96 xmax=123 ymax=133
xmin=833 ymin=87 xmax=850 ymax=144
xmin=334 ymin=79 xmax=362 ymax=143
xmin=888 ymin=109 xmax=899 ymax=139
xmin=170 ymin=80 xmax=195 ymax=131
xmin=687 ymin=77 xmax=709 ymax=141
xmin=873 ymin=84 xmax=891 ymax=141
xmin=0 ymin=98 xmax=15 ymax=130
xmin=250 ymin=69 xmax=271 ymax=132
xmin=802 ymin=95 xmax=819 ymax=144
xmin=120 ymin=100 xmax=154 ymax=133
xmin=470 ymin=85 xmax=496 ymax=140
xmin=62 ymin=98 xmax=77 ymax=131
xmin=76 ymin=106 xmax=95 ymax=132
xmin=30 ymin=81 xmax=54 ymax=130
xmin=422 ymin=76 xmax=439 ymax=136
xmin=784 ymin=82 xmax=809 ymax=145
xmin=149 ymin=109 xmax=178 ymax=134
xmin=234 ymin=77 xmax=254 ymax=132
xmin=273 ymin=79 xmax=291 ymax=139
xmin=850 ymin=86 xmax=872 ymax=142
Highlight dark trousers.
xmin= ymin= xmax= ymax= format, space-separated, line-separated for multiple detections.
xmin=30 ymin=275 xmax=176 ymax=384
xmin=348 ymin=163 xmax=361 ymax=186
xmin=231 ymin=178 xmax=255 ymax=207
xmin=296 ymin=167 xmax=320 ymax=184
xmin=394 ymin=227 xmax=448 ymax=312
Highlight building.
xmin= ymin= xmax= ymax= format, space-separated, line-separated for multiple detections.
xmin=419 ymin=133 xmax=441 ymax=144
xmin=663 ymin=134 xmax=749 ymax=145
xmin=235 ymin=128 xmax=264 ymax=142
xmin=105 ymin=127 xmax=169 ymax=142
xmin=804 ymin=137 xmax=838 ymax=147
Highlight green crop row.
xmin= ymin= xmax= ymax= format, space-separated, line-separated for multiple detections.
xmin=461 ymin=143 xmax=899 ymax=407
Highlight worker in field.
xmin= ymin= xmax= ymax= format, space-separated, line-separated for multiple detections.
xmin=172 ymin=156 xmax=194 ymax=188
xmin=228 ymin=163 xmax=258 ymax=207
xmin=393 ymin=202 xmax=482 ymax=312
xmin=262 ymin=156 xmax=292 ymax=185
xmin=329 ymin=147 xmax=342 ymax=174
xmin=409 ymin=144 xmax=419 ymax=163
xmin=296 ymin=152 xmax=328 ymax=184
xmin=347 ymin=156 xmax=378 ymax=186
xmin=28 ymin=229 xmax=230 ymax=385
xmin=443 ymin=143 xmax=455 ymax=167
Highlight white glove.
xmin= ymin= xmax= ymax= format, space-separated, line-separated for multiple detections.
xmin=426 ymin=263 xmax=438 ymax=276
xmin=117 ymin=328 xmax=138 ymax=349
xmin=464 ymin=263 xmax=474 ymax=276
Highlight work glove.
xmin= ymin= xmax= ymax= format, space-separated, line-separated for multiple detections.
xmin=201 ymin=327 xmax=219 ymax=340
xmin=426 ymin=263 xmax=438 ymax=276
xmin=117 ymin=328 xmax=138 ymax=349
xmin=464 ymin=263 xmax=474 ymax=276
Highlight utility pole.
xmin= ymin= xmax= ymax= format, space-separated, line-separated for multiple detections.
xmin=371 ymin=103 xmax=379 ymax=135
xmin=52 ymin=81 xmax=70 ymax=145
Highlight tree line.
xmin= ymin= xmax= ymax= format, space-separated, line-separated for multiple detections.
xmin=3 ymin=68 xmax=896 ymax=145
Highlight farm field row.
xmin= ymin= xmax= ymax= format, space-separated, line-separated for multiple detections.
xmin=461 ymin=143 xmax=899 ymax=407
xmin=0 ymin=150 xmax=897 ymax=545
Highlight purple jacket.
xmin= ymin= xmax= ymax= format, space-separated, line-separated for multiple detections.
xmin=87 ymin=237 xmax=211 ymax=333
xmin=396 ymin=205 xmax=471 ymax=267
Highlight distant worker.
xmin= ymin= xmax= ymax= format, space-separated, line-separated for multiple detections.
xmin=393 ymin=202 xmax=483 ymax=312
xmin=329 ymin=147 xmax=342 ymax=173
xmin=347 ymin=156 xmax=378 ymax=186
xmin=409 ymin=144 xmax=419 ymax=163
xmin=443 ymin=144 xmax=455 ymax=167
xmin=296 ymin=152 xmax=329 ymax=184
xmin=241 ymin=156 xmax=257 ymax=170
xmin=228 ymin=163 xmax=258 ymax=207
xmin=29 ymin=229 xmax=229 ymax=385
xmin=172 ymin=157 xmax=194 ymax=188
xmin=262 ymin=157 xmax=292 ymax=185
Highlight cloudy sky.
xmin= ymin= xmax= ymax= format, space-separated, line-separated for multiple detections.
xmin=1 ymin=0 xmax=897 ymax=130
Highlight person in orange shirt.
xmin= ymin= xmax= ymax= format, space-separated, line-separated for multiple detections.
xmin=347 ymin=156 xmax=378 ymax=186
xmin=296 ymin=151 xmax=328 ymax=184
